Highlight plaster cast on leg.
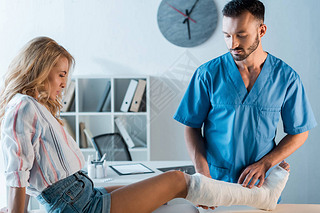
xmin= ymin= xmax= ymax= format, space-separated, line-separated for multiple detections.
xmin=186 ymin=166 xmax=289 ymax=211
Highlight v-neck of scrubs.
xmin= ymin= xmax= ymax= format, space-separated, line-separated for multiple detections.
xmin=225 ymin=52 xmax=271 ymax=104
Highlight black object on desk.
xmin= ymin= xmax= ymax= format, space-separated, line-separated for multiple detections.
xmin=157 ymin=165 xmax=195 ymax=175
xmin=91 ymin=133 xmax=132 ymax=161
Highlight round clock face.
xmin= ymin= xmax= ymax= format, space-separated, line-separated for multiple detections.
xmin=157 ymin=0 xmax=218 ymax=47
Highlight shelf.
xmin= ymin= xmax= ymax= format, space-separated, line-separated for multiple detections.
xmin=113 ymin=112 xmax=148 ymax=116
xmin=60 ymin=112 xmax=76 ymax=116
xmin=61 ymin=75 xmax=150 ymax=161
xmin=77 ymin=112 xmax=113 ymax=116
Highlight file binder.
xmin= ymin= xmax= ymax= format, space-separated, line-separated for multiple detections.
xmin=130 ymin=80 xmax=146 ymax=112
xmin=96 ymin=81 xmax=111 ymax=112
xmin=138 ymin=91 xmax=146 ymax=112
xmin=61 ymin=81 xmax=75 ymax=112
xmin=84 ymin=128 xmax=94 ymax=148
xmin=115 ymin=117 xmax=135 ymax=148
xmin=101 ymin=91 xmax=111 ymax=112
xmin=79 ymin=122 xmax=88 ymax=148
xmin=120 ymin=80 xmax=138 ymax=112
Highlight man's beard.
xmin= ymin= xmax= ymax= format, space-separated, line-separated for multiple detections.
xmin=230 ymin=34 xmax=260 ymax=61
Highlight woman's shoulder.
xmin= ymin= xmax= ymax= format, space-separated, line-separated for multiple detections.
xmin=1 ymin=94 xmax=40 ymax=131
xmin=5 ymin=93 xmax=38 ymax=115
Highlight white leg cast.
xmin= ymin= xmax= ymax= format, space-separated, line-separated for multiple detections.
xmin=186 ymin=165 xmax=289 ymax=211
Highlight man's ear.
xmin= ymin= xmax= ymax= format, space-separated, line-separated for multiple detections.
xmin=259 ymin=24 xmax=267 ymax=38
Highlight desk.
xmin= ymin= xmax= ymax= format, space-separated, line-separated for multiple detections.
xmin=91 ymin=161 xmax=192 ymax=187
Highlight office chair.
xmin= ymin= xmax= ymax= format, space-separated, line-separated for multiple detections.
xmin=91 ymin=133 xmax=132 ymax=161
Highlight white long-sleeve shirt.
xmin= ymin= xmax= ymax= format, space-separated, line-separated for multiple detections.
xmin=1 ymin=93 xmax=85 ymax=197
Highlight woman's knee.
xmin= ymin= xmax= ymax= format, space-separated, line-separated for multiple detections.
xmin=164 ymin=170 xmax=186 ymax=182
xmin=164 ymin=170 xmax=188 ymax=196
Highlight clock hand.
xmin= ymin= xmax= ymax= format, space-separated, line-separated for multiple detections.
xmin=183 ymin=0 xmax=199 ymax=24
xmin=166 ymin=2 xmax=197 ymax=23
xmin=186 ymin=9 xmax=191 ymax=40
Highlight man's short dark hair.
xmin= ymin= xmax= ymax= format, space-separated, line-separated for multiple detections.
xmin=222 ymin=0 xmax=265 ymax=22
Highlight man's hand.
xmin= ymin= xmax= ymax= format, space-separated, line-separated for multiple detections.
xmin=238 ymin=160 xmax=271 ymax=188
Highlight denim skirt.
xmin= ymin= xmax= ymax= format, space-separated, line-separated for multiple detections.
xmin=36 ymin=171 xmax=111 ymax=213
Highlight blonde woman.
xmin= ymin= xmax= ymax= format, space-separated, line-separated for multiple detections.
xmin=0 ymin=37 xmax=290 ymax=213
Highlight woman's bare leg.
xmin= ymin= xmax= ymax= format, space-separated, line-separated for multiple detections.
xmin=105 ymin=185 xmax=123 ymax=193
xmin=106 ymin=161 xmax=290 ymax=212
xmin=108 ymin=170 xmax=188 ymax=213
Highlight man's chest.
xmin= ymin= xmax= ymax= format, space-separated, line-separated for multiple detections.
xmin=208 ymin=69 xmax=287 ymax=108
xmin=238 ymin=69 xmax=260 ymax=92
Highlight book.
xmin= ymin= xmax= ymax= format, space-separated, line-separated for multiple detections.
xmin=101 ymin=91 xmax=111 ymax=112
xmin=96 ymin=81 xmax=111 ymax=112
xmin=83 ymin=128 xmax=94 ymax=148
xmin=132 ymin=136 xmax=147 ymax=148
xmin=120 ymin=80 xmax=138 ymax=112
xmin=79 ymin=122 xmax=88 ymax=148
xmin=61 ymin=81 xmax=75 ymax=112
xmin=62 ymin=118 xmax=75 ymax=140
xmin=69 ymin=97 xmax=75 ymax=112
xmin=114 ymin=117 xmax=135 ymax=148
xmin=130 ymin=80 xmax=146 ymax=112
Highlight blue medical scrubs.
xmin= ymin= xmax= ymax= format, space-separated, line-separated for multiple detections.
xmin=174 ymin=52 xmax=317 ymax=183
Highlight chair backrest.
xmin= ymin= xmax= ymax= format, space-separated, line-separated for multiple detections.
xmin=91 ymin=133 xmax=132 ymax=161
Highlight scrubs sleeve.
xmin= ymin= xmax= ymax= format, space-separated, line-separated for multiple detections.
xmin=173 ymin=69 xmax=211 ymax=128
xmin=281 ymin=76 xmax=317 ymax=135
xmin=1 ymin=99 xmax=39 ymax=187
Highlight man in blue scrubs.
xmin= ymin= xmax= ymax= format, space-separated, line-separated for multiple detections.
xmin=174 ymin=0 xmax=317 ymax=196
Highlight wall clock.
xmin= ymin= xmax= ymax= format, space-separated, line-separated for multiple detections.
xmin=157 ymin=0 xmax=218 ymax=47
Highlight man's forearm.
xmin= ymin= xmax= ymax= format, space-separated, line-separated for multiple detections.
xmin=185 ymin=126 xmax=211 ymax=177
xmin=238 ymin=131 xmax=309 ymax=187
xmin=260 ymin=131 xmax=309 ymax=168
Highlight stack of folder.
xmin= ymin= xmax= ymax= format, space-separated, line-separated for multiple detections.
xmin=120 ymin=79 xmax=146 ymax=112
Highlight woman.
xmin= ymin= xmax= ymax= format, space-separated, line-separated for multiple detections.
xmin=0 ymin=37 xmax=290 ymax=213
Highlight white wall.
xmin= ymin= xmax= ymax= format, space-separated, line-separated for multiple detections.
xmin=0 ymin=0 xmax=319 ymax=206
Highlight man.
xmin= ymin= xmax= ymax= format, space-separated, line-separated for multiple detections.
xmin=174 ymin=0 xmax=317 ymax=191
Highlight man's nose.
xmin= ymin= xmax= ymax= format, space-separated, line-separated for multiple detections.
xmin=230 ymin=36 xmax=239 ymax=49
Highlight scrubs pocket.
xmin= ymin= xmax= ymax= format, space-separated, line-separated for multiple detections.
xmin=208 ymin=163 xmax=230 ymax=182
xmin=257 ymin=108 xmax=280 ymax=140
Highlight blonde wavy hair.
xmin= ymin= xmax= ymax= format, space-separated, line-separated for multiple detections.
xmin=0 ymin=36 xmax=74 ymax=127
